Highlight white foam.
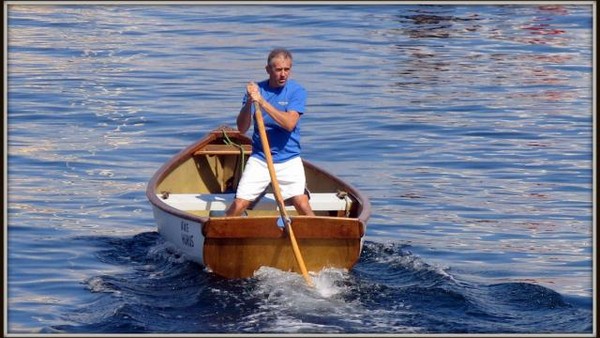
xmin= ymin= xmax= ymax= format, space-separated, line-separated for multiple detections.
xmin=145 ymin=238 xmax=187 ymax=264
xmin=84 ymin=276 xmax=121 ymax=296
xmin=253 ymin=266 xmax=351 ymax=300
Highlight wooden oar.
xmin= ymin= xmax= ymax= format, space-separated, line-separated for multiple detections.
xmin=253 ymin=101 xmax=314 ymax=287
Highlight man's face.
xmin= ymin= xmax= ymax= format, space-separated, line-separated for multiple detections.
xmin=266 ymin=57 xmax=292 ymax=88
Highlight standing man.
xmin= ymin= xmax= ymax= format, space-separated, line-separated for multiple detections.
xmin=225 ymin=48 xmax=314 ymax=217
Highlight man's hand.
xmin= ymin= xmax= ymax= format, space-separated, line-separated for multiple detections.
xmin=247 ymin=82 xmax=262 ymax=103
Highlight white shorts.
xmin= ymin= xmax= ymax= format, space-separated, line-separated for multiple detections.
xmin=235 ymin=156 xmax=306 ymax=201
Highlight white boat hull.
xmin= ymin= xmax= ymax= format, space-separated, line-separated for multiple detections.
xmin=152 ymin=205 xmax=206 ymax=266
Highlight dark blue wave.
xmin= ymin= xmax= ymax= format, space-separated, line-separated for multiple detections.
xmin=48 ymin=235 xmax=591 ymax=334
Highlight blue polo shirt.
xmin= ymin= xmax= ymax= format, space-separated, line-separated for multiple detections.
xmin=243 ymin=79 xmax=306 ymax=163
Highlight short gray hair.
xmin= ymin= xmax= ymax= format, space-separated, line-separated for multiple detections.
xmin=267 ymin=48 xmax=293 ymax=66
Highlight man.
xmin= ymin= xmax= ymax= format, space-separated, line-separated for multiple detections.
xmin=225 ymin=48 xmax=314 ymax=217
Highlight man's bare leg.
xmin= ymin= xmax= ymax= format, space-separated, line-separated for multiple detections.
xmin=225 ymin=198 xmax=251 ymax=217
xmin=290 ymin=194 xmax=314 ymax=216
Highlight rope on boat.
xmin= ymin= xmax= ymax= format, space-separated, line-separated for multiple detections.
xmin=336 ymin=190 xmax=352 ymax=217
xmin=221 ymin=128 xmax=247 ymax=191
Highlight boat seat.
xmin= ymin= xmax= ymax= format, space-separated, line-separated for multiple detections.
xmin=193 ymin=144 xmax=252 ymax=156
xmin=157 ymin=193 xmax=351 ymax=212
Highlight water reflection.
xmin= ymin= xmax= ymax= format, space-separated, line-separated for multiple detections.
xmin=397 ymin=10 xmax=483 ymax=39
xmin=360 ymin=4 xmax=592 ymax=296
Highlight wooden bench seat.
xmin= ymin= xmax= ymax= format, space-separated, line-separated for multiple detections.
xmin=193 ymin=144 xmax=252 ymax=156
xmin=157 ymin=193 xmax=351 ymax=212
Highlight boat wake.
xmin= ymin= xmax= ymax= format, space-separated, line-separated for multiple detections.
xmin=254 ymin=266 xmax=350 ymax=298
xmin=47 ymin=232 xmax=591 ymax=334
xmin=238 ymin=267 xmax=366 ymax=333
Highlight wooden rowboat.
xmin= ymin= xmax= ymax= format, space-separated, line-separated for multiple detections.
xmin=146 ymin=127 xmax=371 ymax=279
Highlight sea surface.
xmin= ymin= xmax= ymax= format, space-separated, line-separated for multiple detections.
xmin=5 ymin=3 xmax=595 ymax=335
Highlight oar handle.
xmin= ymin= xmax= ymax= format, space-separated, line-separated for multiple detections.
xmin=254 ymin=101 xmax=314 ymax=287
xmin=253 ymin=103 xmax=289 ymax=221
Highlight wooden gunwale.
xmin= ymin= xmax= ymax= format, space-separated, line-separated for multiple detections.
xmin=203 ymin=216 xmax=364 ymax=239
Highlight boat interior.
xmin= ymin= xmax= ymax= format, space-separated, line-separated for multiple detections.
xmin=154 ymin=136 xmax=361 ymax=218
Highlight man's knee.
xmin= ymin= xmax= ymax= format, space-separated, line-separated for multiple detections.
xmin=291 ymin=194 xmax=314 ymax=216
xmin=226 ymin=198 xmax=251 ymax=216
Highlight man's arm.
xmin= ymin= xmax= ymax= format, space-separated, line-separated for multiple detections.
xmin=247 ymin=82 xmax=301 ymax=132
xmin=257 ymin=99 xmax=300 ymax=132
xmin=237 ymin=99 xmax=252 ymax=133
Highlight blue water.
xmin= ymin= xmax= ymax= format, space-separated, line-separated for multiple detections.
xmin=6 ymin=3 xmax=594 ymax=334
